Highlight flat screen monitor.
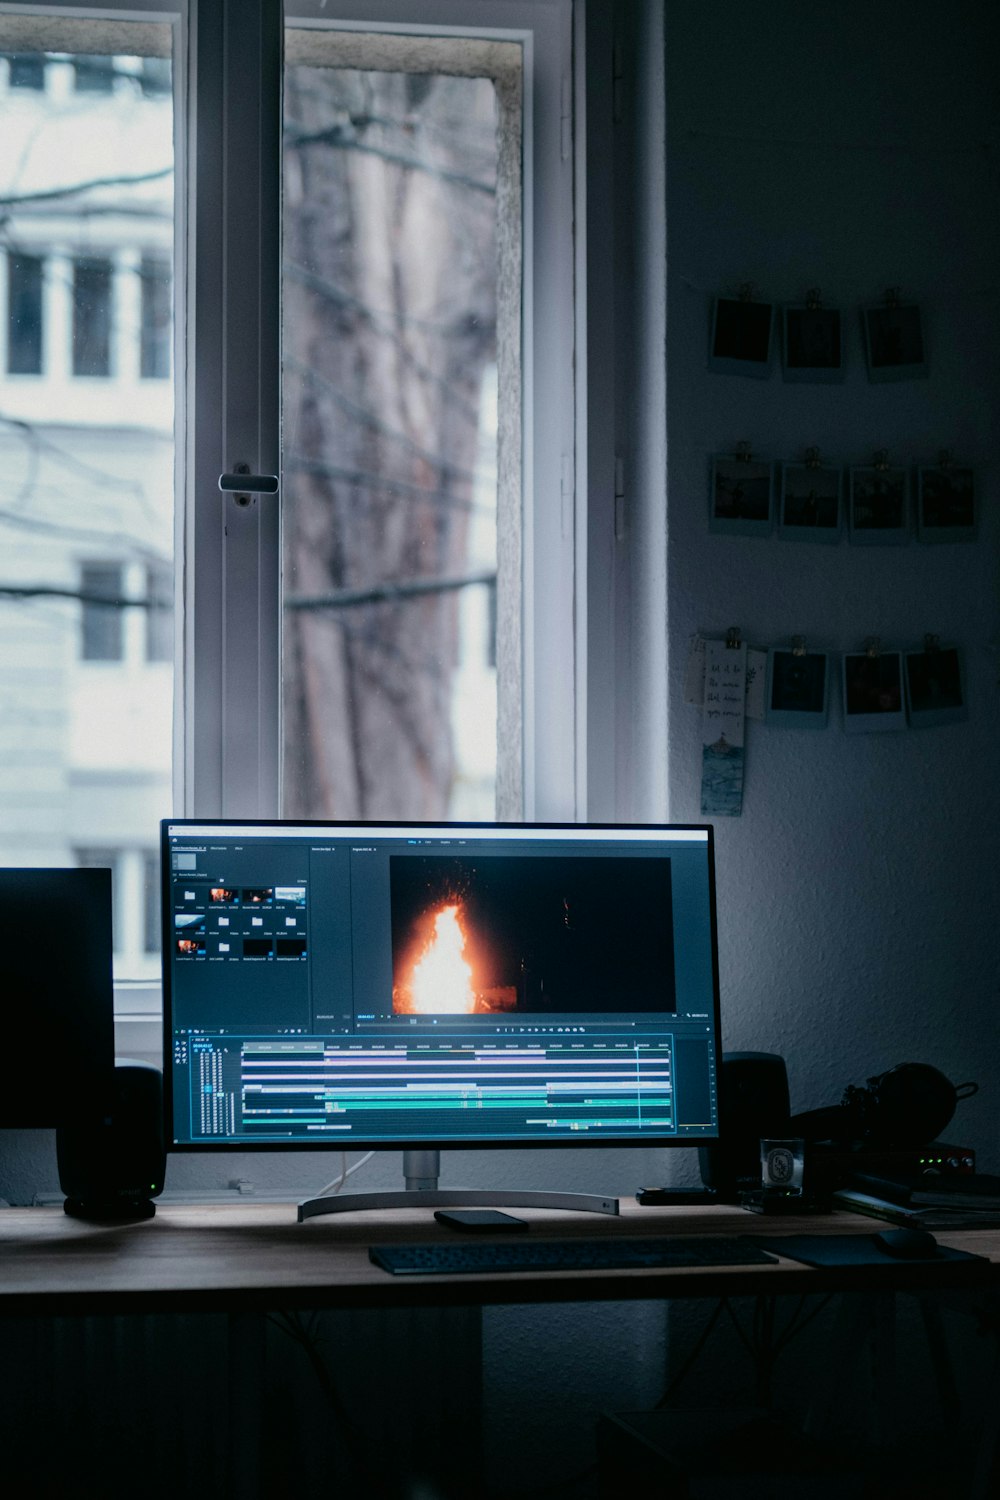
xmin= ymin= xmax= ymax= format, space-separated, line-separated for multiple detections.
xmin=0 ymin=867 xmax=115 ymax=1128
xmin=162 ymin=821 xmax=722 ymax=1164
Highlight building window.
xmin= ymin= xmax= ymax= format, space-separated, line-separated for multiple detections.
xmin=145 ymin=562 xmax=172 ymax=662
xmin=140 ymin=57 xmax=170 ymax=98
xmin=143 ymin=850 xmax=160 ymax=954
xmin=6 ymin=252 xmax=43 ymax=374
xmin=80 ymin=562 xmax=125 ymax=661
xmin=139 ymin=257 xmax=170 ymax=379
xmin=73 ymin=55 xmax=115 ymax=93
xmin=7 ymin=54 xmax=45 ymax=90
xmin=72 ymin=257 xmax=113 ymax=376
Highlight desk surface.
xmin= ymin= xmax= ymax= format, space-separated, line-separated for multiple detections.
xmin=2 ymin=1200 xmax=998 ymax=1316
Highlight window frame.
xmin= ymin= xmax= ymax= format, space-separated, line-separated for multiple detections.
xmin=186 ymin=0 xmax=583 ymax=825
xmin=5 ymin=0 xmax=634 ymax=1053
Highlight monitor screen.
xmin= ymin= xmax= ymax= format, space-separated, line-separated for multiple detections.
xmin=0 ymin=867 xmax=115 ymax=1128
xmin=162 ymin=822 xmax=721 ymax=1151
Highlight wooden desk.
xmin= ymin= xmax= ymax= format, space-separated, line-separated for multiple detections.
xmin=2 ymin=1200 xmax=999 ymax=1499
xmin=2 ymin=1198 xmax=998 ymax=1315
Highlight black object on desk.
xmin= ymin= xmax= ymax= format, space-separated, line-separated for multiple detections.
xmin=369 ymin=1235 xmax=779 ymax=1277
xmin=756 ymin=1233 xmax=986 ymax=1269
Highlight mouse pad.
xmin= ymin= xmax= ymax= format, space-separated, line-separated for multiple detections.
xmin=756 ymin=1234 xmax=986 ymax=1269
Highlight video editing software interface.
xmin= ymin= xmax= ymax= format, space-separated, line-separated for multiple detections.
xmin=163 ymin=822 xmax=721 ymax=1149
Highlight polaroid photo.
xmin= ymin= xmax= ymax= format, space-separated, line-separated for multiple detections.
xmin=863 ymin=301 xmax=927 ymax=381
xmin=849 ymin=466 xmax=909 ymax=545
xmin=767 ymin=647 xmax=830 ymax=729
xmin=904 ymin=643 xmax=967 ymax=728
xmin=709 ymin=296 xmax=774 ymax=377
xmin=841 ymin=650 xmax=907 ymax=733
xmin=782 ymin=304 xmax=844 ymax=383
xmin=917 ymin=465 xmax=977 ymax=543
xmin=779 ymin=463 xmax=841 ymax=543
xmin=709 ymin=456 xmax=773 ymax=537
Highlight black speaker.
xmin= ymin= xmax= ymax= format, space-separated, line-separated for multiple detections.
xmin=57 ymin=1061 xmax=166 ymax=1220
xmin=699 ymin=1052 xmax=790 ymax=1200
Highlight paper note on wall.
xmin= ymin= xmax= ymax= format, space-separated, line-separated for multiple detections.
xmin=701 ymin=638 xmax=747 ymax=817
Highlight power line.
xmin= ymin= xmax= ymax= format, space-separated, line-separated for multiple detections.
xmin=278 ymin=570 xmax=496 ymax=610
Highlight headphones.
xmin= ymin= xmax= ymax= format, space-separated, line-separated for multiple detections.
xmin=790 ymin=1062 xmax=978 ymax=1148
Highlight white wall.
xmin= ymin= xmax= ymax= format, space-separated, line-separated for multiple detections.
xmin=665 ymin=0 xmax=1000 ymax=1156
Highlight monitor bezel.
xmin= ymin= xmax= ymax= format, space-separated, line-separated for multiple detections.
xmin=160 ymin=818 xmax=722 ymax=1154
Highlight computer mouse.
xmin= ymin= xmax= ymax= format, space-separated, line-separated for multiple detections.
xmin=872 ymin=1227 xmax=940 ymax=1260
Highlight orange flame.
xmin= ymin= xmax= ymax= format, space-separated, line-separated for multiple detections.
xmin=409 ymin=903 xmax=475 ymax=1014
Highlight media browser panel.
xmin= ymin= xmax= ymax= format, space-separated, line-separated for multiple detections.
xmin=162 ymin=822 xmax=721 ymax=1150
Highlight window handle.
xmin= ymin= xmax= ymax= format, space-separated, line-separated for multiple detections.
xmin=218 ymin=467 xmax=279 ymax=505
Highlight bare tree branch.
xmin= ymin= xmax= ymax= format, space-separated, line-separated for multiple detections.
xmin=0 ymin=165 xmax=172 ymax=210
xmin=286 ymin=570 xmax=496 ymax=611
xmin=285 ymin=126 xmax=495 ymax=195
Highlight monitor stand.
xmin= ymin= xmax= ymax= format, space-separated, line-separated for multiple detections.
xmin=297 ymin=1149 xmax=619 ymax=1221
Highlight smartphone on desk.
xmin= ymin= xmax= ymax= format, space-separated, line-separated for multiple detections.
xmin=434 ymin=1209 xmax=528 ymax=1233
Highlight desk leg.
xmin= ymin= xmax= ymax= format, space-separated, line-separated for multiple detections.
xmin=802 ymin=1293 xmax=896 ymax=1445
xmin=227 ymin=1311 xmax=266 ymax=1499
xmin=916 ymin=1295 xmax=962 ymax=1431
xmin=970 ymin=1328 xmax=1000 ymax=1500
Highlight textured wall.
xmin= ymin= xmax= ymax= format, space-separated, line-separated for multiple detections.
xmin=665 ymin=0 xmax=1000 ymax=1150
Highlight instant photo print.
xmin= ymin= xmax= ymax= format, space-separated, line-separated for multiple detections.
xmin=904 ymin=641 xmax=966 ymax=727
xmin=917 ymin=464 xmax=976 ymax=542
xmin=782 ymin=300 xmax=843 ymax=383
xmin=842 ymin=647 xmax=907 ymax=733
xmin=849 ymin=464 xmax=909 ymax=545
xmin=863 ymin=297 xmax=927 ymax=381
xmin=709 ymin=293 xmax=774 ymax=376
xmin=766 ymin=646 xmax=830 ymax=729
xmin=710 ymin=454 xmax=773 ymax=537
xmin=779 ymin=461 xmax=841 ymax=542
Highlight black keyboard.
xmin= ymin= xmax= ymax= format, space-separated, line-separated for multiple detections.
xmin=369 ymin=1235 xmax=779 ymax=1277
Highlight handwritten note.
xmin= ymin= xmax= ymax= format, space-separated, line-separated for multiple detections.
xmin=701 ymin=639 xmax=747 ymax=816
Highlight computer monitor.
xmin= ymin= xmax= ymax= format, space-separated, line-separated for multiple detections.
xmin=0 ymin=867 xmax=115 ymax=1128
xmin=161 ymin=821 xmax=722 ymax=1216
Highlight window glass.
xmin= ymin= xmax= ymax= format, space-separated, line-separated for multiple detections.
xmin=145 ymin=562 xmax=172 ymax=661
xmin=139 ymin=256 xmax=170 ymax=378
xmin=281 ymin=28 xmax=520 ymax=821
xmin=80 ymin=562 xmax=124 ymax=661
xmin=72 ymin=257 xmax=113 ymax=376
xmin=0 ymin=27 xmax=175 ymax=985
xmin=73 ymin=55 xmax=115 ymax=94
xmin=143 ymin=850 xmax=160 ymax=954
xmin=6 ymin=252 xmax=44 ymax=374
xmin=7 ymin=54 xmax=44 ymax=90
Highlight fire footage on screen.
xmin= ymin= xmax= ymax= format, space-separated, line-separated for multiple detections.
xmin=389 ymin=854 xmax=677 ymax=1017
xmin=173 ymin=883 xmax=308 ymax=962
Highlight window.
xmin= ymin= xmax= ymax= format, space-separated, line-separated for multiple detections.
xmin=145 ymin=562 xmax=172 ymax=661
xmin=3 ymin=0 xmax=632 ymax=994
xmin=6 ymin=252 xmax=43 ymax=374
xmin=7 ymin=54 xmax=44 ymax=90
xmin=140 ymin=57 xmax=170 ymax=97
xmin=79 ymin=562 xmax=125 ymax=660
xmin=139 ymin=256 xmax=171 ymax=379
xmin=143 ymin=850 xmax=160 ymax=954
xmin=189 ymin=0 xmax=576 ymax=827
xmin=72 ymin=257 xmax=113 ymax=376
xmin=73 ymin=54 xmax=115 ymax=93
xmin=280 ymin=30 xmax=516 ymax=820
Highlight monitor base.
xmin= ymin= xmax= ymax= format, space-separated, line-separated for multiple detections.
xmin=297 ymin=1186 xmax=619 ymax=1221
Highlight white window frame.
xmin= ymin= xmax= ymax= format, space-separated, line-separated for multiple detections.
xmin=186 ymin=0 xmax=581 ymax=824
xmin=4 ymin=0 xmax=635 ymax=1054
